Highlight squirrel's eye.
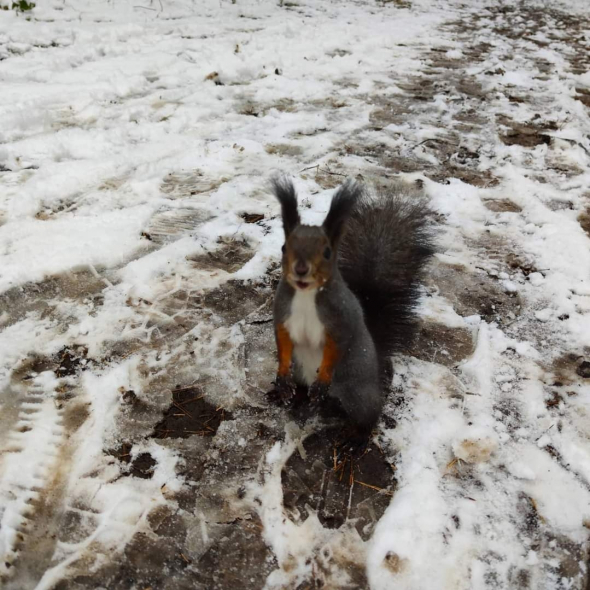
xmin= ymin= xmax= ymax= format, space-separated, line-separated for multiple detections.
xmin=281 ymin=244 xmax=286 ymax=254
xmin=323 ymin=247 xmax=332 ymax=260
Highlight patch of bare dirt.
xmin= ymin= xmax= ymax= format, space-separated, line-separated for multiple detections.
xmin=200 ymin=279 xmax=272 ymax=325
xmin=160 ymin=171 xmax=226 ymax=199
xmin=409 ymin=322 xmax=474 ymax=367
xmin=282 ymin=431 xmax=396 ymax=540
xmin=192 ymin=517 xmax=277 ymax=590
xmin=546 ymin=199 xmax=574 ymax=211
xmin=311 ymin=166 xmax=350 ymax=190
xmin=425 ymin=167 xmax=499 ymax=188
xmin=108 ymin=443 xmax=157 ymax=479
xmin=54 ymin=514 xmax=275 ymax=590
xmin=265 ymin=98 xmax=297 ymax=113
xmin=574 ymin=87 xmax=590 ymax=108
xmin=0 ymin=270 xmax=107 ymax=328
xmin=484 ymin=199 xmax=522 ymax=213
xmin=344 ymin=136 xmax=500 ymax=188
xmin=368 ymin=94 xmax=415 ymax=130
xmin=452 ymin=109 xmax=488 ymax=133
xmin=10 ymin=354 xmax=55 ymax=383
xmin=578 ymin=209 xmax=590 ymax=237
xmin=241 ymin=212 xmax=265 ymax=224
xmin=505 ymin=253 xmax=538 ymax=277
xmin=344 ymin=74 xmax=501 ymax=186
xmin=428 ymin=262 xmax=522 ymax=325
xmin=188 ymin=237 xmax=254 ymax=273
xmin=547 ymin=351 xmax=590 ymax=388
xmin=152 ymin=386 xmax=231 ymax=439
xmin=54 ymin=345 xmax=90 ymax=378
xmin=143 ymin=207 xmax=211 ymax=244
xmin=505 ymin=130 xmax=551 ymax=148
xmin=10 ymin=346 xmax=92 ymax=384
xmin=265 ymin=143 xmax=304 ymax=156
xmin=500 ymin=125 xmax=551 ymax=148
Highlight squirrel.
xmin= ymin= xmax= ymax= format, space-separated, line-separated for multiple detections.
xmin=271 ymin=177 xmax=434 ymax=435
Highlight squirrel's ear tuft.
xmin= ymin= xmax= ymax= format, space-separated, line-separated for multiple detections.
xmin=271 ymin=176 xmax=300 ymax=237
xmin=323 ymin=180 xmax=362 ymax=244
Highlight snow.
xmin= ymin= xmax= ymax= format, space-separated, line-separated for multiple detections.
xmin=0 ymin=207 xmax=153 ymax=292
xmin=1 ymin=0 xmax=590 ymax=588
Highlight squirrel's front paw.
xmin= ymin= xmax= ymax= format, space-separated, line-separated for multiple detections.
xmin=308 ymin=380 xmax=329 ymax=406
xmin=273 ymin=375 xmax=297 ymax=403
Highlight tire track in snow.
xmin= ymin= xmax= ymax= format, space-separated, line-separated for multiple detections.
xmin=0 ymin=370 xmax=70 ymax=585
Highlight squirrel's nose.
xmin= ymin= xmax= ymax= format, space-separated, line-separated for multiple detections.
xmin=294 ymin=260 xmax=310 ymax=277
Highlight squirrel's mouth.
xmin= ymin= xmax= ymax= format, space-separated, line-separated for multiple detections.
xmin=288 ymin=274 xmax=316 ymax=290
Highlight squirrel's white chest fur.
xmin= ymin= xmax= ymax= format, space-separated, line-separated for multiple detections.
xmin=284 ymin=289 xmax=325 ymax=385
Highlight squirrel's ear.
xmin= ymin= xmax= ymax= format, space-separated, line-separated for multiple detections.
xmin=271 ymin=176 xmax=300 ymax=237
xmin=323 ymin=180 xmax=362 ymax=244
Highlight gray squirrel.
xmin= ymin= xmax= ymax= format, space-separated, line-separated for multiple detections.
xmin=271 ymin=177 xmax=434 ymax=435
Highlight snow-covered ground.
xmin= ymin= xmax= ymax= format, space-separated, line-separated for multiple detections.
xmin=1 ymin=0 xmax=590 ymax=588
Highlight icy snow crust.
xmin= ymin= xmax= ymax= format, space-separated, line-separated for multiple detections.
xmin=1 ymin=0 xmax=590 ymax=588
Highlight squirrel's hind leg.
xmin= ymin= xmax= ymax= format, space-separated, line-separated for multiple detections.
xmin=332 ymin=382 xmax=383 ymax=433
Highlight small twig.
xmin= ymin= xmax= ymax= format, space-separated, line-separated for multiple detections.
xmin=134 ymin=4 xmax=157 ymax=9
xmin=553 ymin=136 xmax=590 ymax=157
xmin=355 ymin=481 xmax=393 ymax=495
xmin=411 ymin=138 xmax=458 ymax=151
xmin=179 ymin=395 xmax=204 ymax=403
xmin=535 ymin=423 xmax=555 ymax=442
xmin=412 ymin=138 xmax=440 ymax=148
xmin=346 ymin=480 xmax=354 ymax=521
xmin=447 ymin=457 xmax=465 ymax=471
xmin=299 ymin=164 xmax=347 ymax=177
xmin=172 ymin=401 xmax=193 ymax=418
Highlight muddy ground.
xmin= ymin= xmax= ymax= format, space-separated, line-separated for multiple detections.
xmin=2 ymin=1 xmax=590 ymax=589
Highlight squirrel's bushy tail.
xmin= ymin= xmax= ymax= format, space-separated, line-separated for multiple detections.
xmin=338 ymin=181 xmax=435 ymax=364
